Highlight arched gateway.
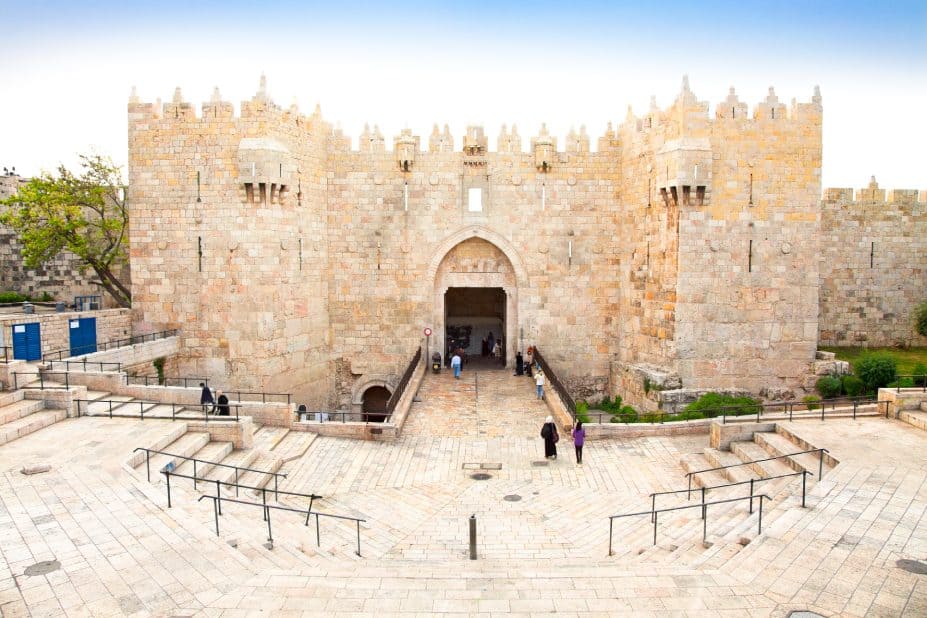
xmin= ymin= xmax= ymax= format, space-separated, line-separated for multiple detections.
xmin=428 ymin=227 xmax=528 ymax=368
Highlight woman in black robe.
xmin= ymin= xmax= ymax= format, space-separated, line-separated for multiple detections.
xmin=540 ymin=416 xmax=558 ymax=459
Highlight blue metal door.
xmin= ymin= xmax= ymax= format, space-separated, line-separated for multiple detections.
xmin=12 ymin=323 xmax=42 ymax=361
xmin=69 ymin=317 xmax=97 ymax=356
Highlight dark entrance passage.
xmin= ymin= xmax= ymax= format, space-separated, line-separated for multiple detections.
xmin=445 ymin=287 xmax=506 ymax=369
xmin=362 ymin=386 xmax=391 ymax=422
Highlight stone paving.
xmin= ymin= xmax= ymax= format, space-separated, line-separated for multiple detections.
xmin=0 ymin=373 xmax=925 ymax=616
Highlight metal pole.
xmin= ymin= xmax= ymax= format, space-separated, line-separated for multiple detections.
xmin=356 ymin=521 xmax=362 ymax=557
xmin=315 ymin=514 xmax=320 ymax=547
xmin=166 ymin=471 xmax=172 ymax=508
xmin=274 ymin=475 xmax=279 ymax=501
xmin=653 ymin=511 xmax=658 ymax=546
xmin=758 ymin=496 xmax=764 ymax=535
xmin=262 ymin=488 xmax=267 ymax=521
xmin=193 ymin=460 xmax=197 ymax=490
xmin=213 ymin=497 xmax=219 ymax=536
xmin=235 ymin=469 xmax=239 ymax=497
xmin=819 ymin=450 xmax=824 ymax=480
xmin=216 ymin=480 xmax=222 ymax=515
xmin=853 ymin=400 xmax=857 ymax=419
xmin=701 ymin=486 xmax=706 ymax=517
xmin=687 ymin=475 xmax=692 ymax=500
xmin=145 ymin=451 xmax=150 ymax=482
xmin=469 ymin=514 xmax=477 ymax=560
xmin=651 ymin=495 xmax=656 ymax=523
xmin=749 ymin=478 xmax=754 ymax=514
xmin=702 ymin=504 xmax=707 ymax=543
xmin=265 ymin=507 xmax=273 ymax=545
xmin=608 ymin=518 xmax=613 ymax=556
xmin=802 ymin=472 xmax=807 ymax=508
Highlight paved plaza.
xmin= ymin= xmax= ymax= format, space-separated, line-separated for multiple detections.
xmin=0 ymin=368 xmax=925 ymax=616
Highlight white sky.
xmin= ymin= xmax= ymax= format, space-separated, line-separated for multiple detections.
xmin=0 ymin=2 xmax=924 ymax=193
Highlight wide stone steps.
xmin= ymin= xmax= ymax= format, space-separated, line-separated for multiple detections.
xmin=83 ymin=395 xmax=135 ymax=415
xmin=679 ymin=453 xmax=729 ymax=488
xmin=901 ymin=409 xmax=927 ymax=432
xmin=729 ymin=440 xmax=795 ymax=478
xmin=230 ymin=453 xmax=282 ymax=496
xmin=272 ymin=430 xmax=316 ymax=462
xmin=0 ymin=409 xmax=67 ymax=447
xmin=201 ymin=448 xmax=261 ymax=487
xmin=0 ymin=398 xmax=44 ymax=425
xmin=753 ymin=430 xmax=830 ymax=477
xmin=253 ymin=425 xmax=290 ymax=452
xmin=174 ymin=440 xmax=235 ymax=479
xmin=703 ymin=447 xmax=759 ymax=483
xmin=146 ymin=432 xmax=211 ymax=479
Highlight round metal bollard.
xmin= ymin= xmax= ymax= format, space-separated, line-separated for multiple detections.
xmin=469 ymin=514 xmax=477 ymax=560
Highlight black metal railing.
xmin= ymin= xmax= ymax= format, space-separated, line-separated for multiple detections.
xmin=222 ymin=390 xmax=292 ymax=405
xmin=685 ymin=448 xmax=829 ymax=497
xmin=46 ymin=359 xmax=122 ymax=372
xmin=126 ymin=375 xmax=209 ymax=388
xmin=895 ymin=374 xmax=927 ymax=392
xmin=12 ymin=371 xmax=70 ymax=390
xmin=532 ymin=347 xmax=576 ymax=418
xmin=583 ymin=397 xmax=888 ymax=425
xmin=1 ymin=346 xmax=10 ymax=363
xmin=608 ymin=493 xmax=772 ymax=555
xmin=385 ymin=346 xmax=423 ymax=417
xmin=195 ymin=493 xmax=365 ymax=557
xmin=651 ymin=470 xmax=812 ymax=521
xmin=42 ymin=329 xmax=180 ymax=361
xmin=134 ymin=447 xmax=286 ymax=492
xmin=78 ymin=399 xmax=242 ymax=422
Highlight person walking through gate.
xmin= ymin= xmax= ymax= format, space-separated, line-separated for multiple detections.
xmin=535 ymin=368 xmax=545 ymax=399
xmin=199 ymin=382 xmax=214 ymax=413
xmin=540 ymin=416 xmax=559 ymax=460
xmin=572 ymin=420 xmax=586 ymax=465
xmin=216 ymin=390 xmax=230 ymax=416
xmin=451 ymin=352 xmax=462 ymax=379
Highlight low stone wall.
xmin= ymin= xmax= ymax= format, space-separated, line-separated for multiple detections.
xmin=24 ymin=385 xmax=87 ymax=417
xmin=73 ymin=336 xmax=179 ymax=371
xmin=709 ymin=422 xmax=777 ymax=450
xmin=0 ymin=309 xmax=131 ymax=359
xmin=186 ymin=417 xmax=254 ymax=449
xmin=582 ymin=417 xmax=714 ymax=440
xmin=878 ymin=387 xmax=927 ymax=419
xmin=392 ymin=361 xmax=426 ymax=437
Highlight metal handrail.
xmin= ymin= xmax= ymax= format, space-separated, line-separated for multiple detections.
xmin=223 ymin=390 xmax=292 ymax=405
xmin=895 ymin=374 xmax=927 ymax=392
xmin=126 ymin=375 xmax=209 ymax=388
xmin=385 ymin=346 xmax=423 ymax=417
xmin=12 ymin=371 xmax=70 ymax=390
xmin=533 ymin=347 xmax=576 ymax=418
xmin=134 ymin=447 xmax=285 ymax=485
xmin=196 ymin=493 xmax=365 ymax=556
xmin=159 ymin=468 xmax=315 ymax=505
xmin=78 ymin=399 xmax=242 ymax=422
xmin=652 ymin=470 xmax=812 ymax=520
xmin=304 ymin=410 xmax=391 ymax=424
xmin=1 ymin=346 xmax=10 ymax=363
xmin=685 ymin=448 xmax=829 ymax=500
xmin=608 ymin=493 xmax=772 ymax=555
xmin=585 ymin=396 xmax=887 ymax=425
xmin=42 ymin=329 xmax=180 ymax=361
xmin=46 ymin=359 xmax=122 ymax=372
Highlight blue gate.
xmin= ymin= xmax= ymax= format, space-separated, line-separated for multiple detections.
xmin=69 ymin=317 xmax=98 ymax=356
xmin=12 ymin=323 xmax=42 ymax=361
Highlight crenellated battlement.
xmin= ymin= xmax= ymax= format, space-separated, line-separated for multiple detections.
xmin=824 ymin=177 xmax=926 ymax=205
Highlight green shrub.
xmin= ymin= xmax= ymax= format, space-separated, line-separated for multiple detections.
xmin=0 ymin=291 xmax=28 ymax=303
xmin=887 ymin=377 xmax=915 ymax=389
xmin=575 ymin=400 xmax=591 ymax=424
xmin=803 ymin=395 xmax=821 ymax=411
xmin=912 ymin=363 xmax=927 ymax=388
xmin=816 ymin=376 xmax=842 ymax=399
xmin=152 ymin=357 xmax=166 ymax=386
xmin=841 ymin=374 xmax=864 ymax=397
xmin=916 ymin=300 xmax=927 ymax=337
xmin=683 ymin=393 xmax=761 ymax=418
xmin=38 ymin=291 xmax=53 ymax=302
xmin=855 ymin=353 xmax=898 ymax=393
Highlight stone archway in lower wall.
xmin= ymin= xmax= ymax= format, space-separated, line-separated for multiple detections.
xmin=430 ymin=230 xmax=524 ymax=368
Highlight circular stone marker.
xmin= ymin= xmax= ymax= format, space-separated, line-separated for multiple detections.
xmin=24 ymin=560 xmax=60 ymax=576
xmin=470 ymin=473 xmax=492 ymax=480
xmin=503 ymin=494 xmax=522 ymax=502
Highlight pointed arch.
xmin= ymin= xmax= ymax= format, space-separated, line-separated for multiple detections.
xmin=426 ymin=226 xmax=529 ymax=288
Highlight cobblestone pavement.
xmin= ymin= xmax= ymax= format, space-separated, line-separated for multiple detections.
xmin=0 ymin=378 xmax=924 ymax=616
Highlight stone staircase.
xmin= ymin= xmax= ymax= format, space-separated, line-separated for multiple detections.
xmin=0 ymin=388 xmax=68 ymax=447
xmin=898 ymin=399 xmax=927 ymax=432
xmin=609 ymin=424 xmax=835 ymax=566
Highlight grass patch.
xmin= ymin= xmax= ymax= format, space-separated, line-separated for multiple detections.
xmin=821 ymin=347 xmax=927 ymax=375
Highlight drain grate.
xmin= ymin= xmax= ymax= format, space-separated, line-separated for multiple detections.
xmin=531 ymin=461 xmax=549 ymax=467
xmin=470 ymin=473 xmax=492 ymax=480
xmin=896 ymin=559 xmax=927 ymax=575
xmin=24 ymin=560 xmax=60 ymax=576
xmin=503 ymin=494 xmax=522 ymax=502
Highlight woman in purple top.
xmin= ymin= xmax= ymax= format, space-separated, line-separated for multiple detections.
xmin=571 ymin=421 xmax=585 ymax=465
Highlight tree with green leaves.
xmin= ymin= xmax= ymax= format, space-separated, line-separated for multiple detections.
xmin=916 ymin=300 xmax=927 ymax=338
xmin=0 ymin=154 xmax=131 ymax=307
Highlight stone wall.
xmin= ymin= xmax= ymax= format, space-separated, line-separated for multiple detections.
xmin=0 ymin=175 xmax=124 ymax=306
xmin=127 ymin=76 xmax=835 ymax=411
xmin=819 ymin=179 xmax=927 ymax=347
xmin=0 ymin=309 xmax=131 ymax=360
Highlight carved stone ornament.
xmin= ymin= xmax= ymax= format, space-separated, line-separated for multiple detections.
xmin=781 ymin=242 xmax=792 ymax=255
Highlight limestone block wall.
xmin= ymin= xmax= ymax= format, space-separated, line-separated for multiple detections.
xmin=819 ymin=180 xmax=927 ymax=347
xmin=0 ymin=176 xmax=108 ymax=303
xmin=0 ymin=309 xmax=131 ymax=359
xmin=673 ymin=86 xmax=823 ymax=394
xmin=128 ymin=82 xmax=333 ymax=409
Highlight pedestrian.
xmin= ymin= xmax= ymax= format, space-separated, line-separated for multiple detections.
xmin=216 ymin=390 xmax=230 ymax=416
xmin=515 ymin=351 xmax=524 ymax=376
xmin=540 ymin=415 xmax=559 ymax=459
xmin=525 ymin=347 xmax=534 ymax=377
xmin=451 ymin=351 xmax=462 ymax=379
xmin=487 ymin=332 xmax=495 ymax=355
xmin=492 ymin=340 xmax=501 ymax=361
xmin=199 ymin=382 xmax=214 ymax=413
xmin=481 ymin=337 xmax=489 ymax=357
xmin=535 ymin=368 xmax=545 ymax=399
xmin=572 ymin=421 xmax=586 ymax=465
